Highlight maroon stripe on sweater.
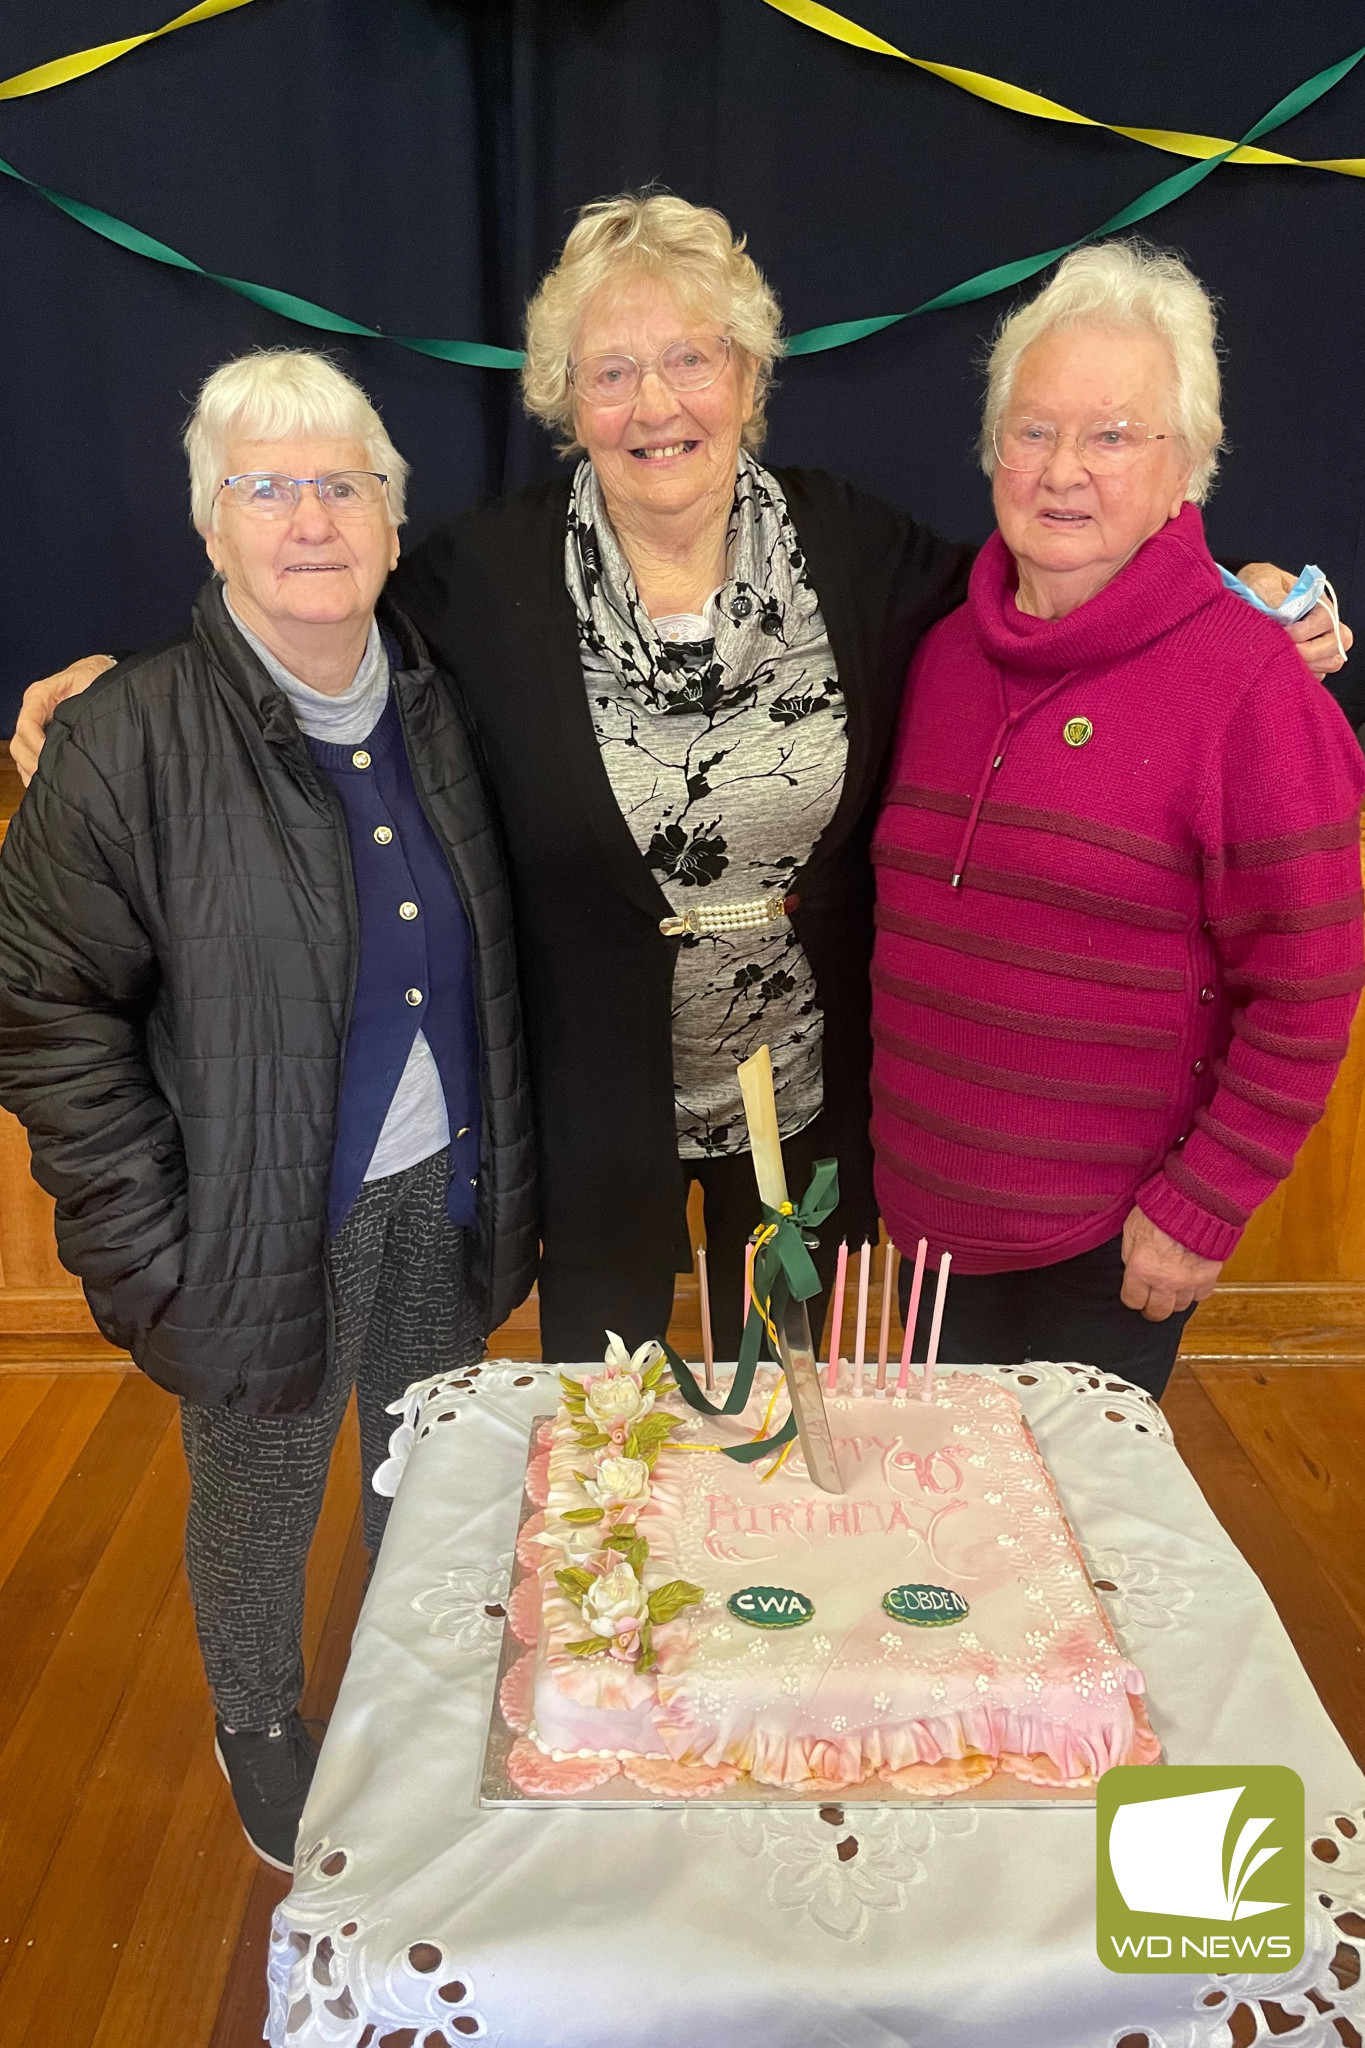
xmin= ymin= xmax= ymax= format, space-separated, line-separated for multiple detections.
xmin=874 ymin=1136 xmax=1108 ymax=1214
xmin=886 ymin=782 xmax=1198 ymax=874
xmin=1192 ymin=1107 xmax=1295 ymax=1179
xmin=872 ymin=1017 xmax=1171 ymax=1107
xmin=1208 ymin=890 xmax=1365 ymax=940
xmin=1164 ymin=1155 xmax=1251 ymax=1227
xmin=872 ymin=962 xmax=1181 ymax=1050
xmin=872 ymin=1074 xmax=1150 ymax=1164
xmin=1207 ymin=814 xmax=1362 ymax=874
xmin=1211 ymin=1059 xmax=1321 ymax=1126
xmin=876 ymin=905 xmax=1185 ymax=991
xmin=1233 ymin=1015 xmax=1351 ymax=1063
xmin=1223 ymin=963 xmax=1365 ymax=1003
xmin=870 ymin=840 xmax=1189 ymax=931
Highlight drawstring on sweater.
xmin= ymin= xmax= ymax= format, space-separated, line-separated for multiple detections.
xmin=950 ymin=669 xmax=1083 ymax=886
xmin=951 ymin=713 xmax=1012 ymax=886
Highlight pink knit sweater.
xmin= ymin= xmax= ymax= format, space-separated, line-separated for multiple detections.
xmin=870 ymin=503 xmax=1365 ymax=1273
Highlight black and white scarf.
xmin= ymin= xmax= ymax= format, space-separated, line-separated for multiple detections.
xmin=565 ymin=454 xmax=848 ymax=1157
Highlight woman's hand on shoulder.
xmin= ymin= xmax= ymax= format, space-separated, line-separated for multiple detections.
xmin=1120 ymin=1206 xmax=1222 ymax=1322
xmin=8 ymin=656 xmax=116 ymax=785
xmin=1236 ymin=562 xmax=1353 ymax=679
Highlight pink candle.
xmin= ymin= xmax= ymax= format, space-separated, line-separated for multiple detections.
xmin=743 ymin=1240 xmax=755 ymax=1326
xmin=852 ymin=1241 xmax=871 ymax=1397
xmin=825 ymin=1239 xmax=849 ymax=1393
xmin=697 ymin=1244 xmax=715 ymax=1394
xmin=895 ymin=1238 xmax=928 ymax=1395
xmin=921 ymin=1252 xmax=952 ymax=1401
xmin=875 ymin=1240 xmax=896 ymax=1394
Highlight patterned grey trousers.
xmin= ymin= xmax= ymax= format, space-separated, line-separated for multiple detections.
xmin=179 ymin=1146 xmax=482 ymax=1729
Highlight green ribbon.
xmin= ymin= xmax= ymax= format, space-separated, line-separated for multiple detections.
xmin=785 ymin=41 xmax=1365 ymax=356
xmin=665 ymin=1158 xmax=839 ymax=1464
xmin=2 ymin=43 xmax=1360 ymax=369
xmin=0 ymin=154 xmax=524 ymax=369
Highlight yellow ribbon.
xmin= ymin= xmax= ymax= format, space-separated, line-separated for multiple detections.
xmin=764 ymin=0 xmax=1365 ymax=178
xmin=0 ymin=0 xmax=259 ymax=102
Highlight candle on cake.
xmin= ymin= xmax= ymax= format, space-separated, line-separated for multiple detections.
xmin=852 ymin=1240 xmax=871 ymax=1397
xmin=697 ymin=1243 xmax=715 ymax=1395
xmin=921 ymin=1251 xmax=952 ymax=1401
xmin=875 ymin=1239 xmax=896 ymax=1395
xmin=895 ymin=1237 xmax=928 ymax=1396
xmin=825 ymin=1239 xmax=848 ymax=1394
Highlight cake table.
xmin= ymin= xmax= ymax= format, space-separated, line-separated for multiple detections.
xmin=265 ymin=1361 xmax=1365 ymax=2048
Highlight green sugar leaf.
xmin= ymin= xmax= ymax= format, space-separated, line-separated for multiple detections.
xmin=603 ymin=1525 xmax=637 ymax=1551
xmin=564 ymin=1636 xmax=611 ymax=1657
xmin=640 ymin=1360 xmax=666 ymax=1391
xmin=554 ymin=1567 xmax=594 ymax=1601
xmin=627 ymin=1538 xmax=649 ymax=1574
xmin=647 ymin=1579 xmax=706 ymax=1626
xmin=560 ymin=1507 xmax=605 ymax=1525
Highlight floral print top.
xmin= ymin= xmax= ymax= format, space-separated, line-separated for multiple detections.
xmin=566 ymin=456 xmax=848 ymax=1156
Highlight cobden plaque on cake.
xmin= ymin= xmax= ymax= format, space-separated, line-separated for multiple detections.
xmin=479 ymin=1344 xmax=1161 ymax=1810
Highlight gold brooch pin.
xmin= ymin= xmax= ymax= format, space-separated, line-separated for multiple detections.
xmin=1063 ymin=716 xmax=1094 ymax=747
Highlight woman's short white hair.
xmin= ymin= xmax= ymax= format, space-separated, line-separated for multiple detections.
xmin=980 ymin=239 xmax=1225 ymax=503
xmin=183 ymin=348 xmax=409 ymax=533
xmin=521 ymin=191 xmax=784 ymax=455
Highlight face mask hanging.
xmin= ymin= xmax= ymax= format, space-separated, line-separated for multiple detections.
xmin=1220 ymin=563 xmax=1348 ymax=664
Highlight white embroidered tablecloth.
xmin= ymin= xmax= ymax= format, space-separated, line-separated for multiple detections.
xmin=266 ymin=1361 xmax=1365 ymax=2048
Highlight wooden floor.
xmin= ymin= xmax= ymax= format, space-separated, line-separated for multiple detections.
xmin=0 ymin=1271 xmax=1362 ymax=2048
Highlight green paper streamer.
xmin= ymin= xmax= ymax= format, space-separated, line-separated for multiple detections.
xmin=784 ymin=40 xmax=1365 ymax=356
xmin=1 ymin=43 xmax=1359 ymax=369
xmin=0 ymin=153 xmax=525 ymax=369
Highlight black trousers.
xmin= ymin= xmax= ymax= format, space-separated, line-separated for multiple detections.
xmin=537 ymin=1113 xmax=848 ymax=1365
xmin=179 ymin=1148 xmax=481 ymax=1729
xmin=897 ymin=1231 xmax=1193 ymax=1402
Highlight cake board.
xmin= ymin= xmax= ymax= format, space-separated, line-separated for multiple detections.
xmin=479 ymin=1417 xmax=1145 ymax=1811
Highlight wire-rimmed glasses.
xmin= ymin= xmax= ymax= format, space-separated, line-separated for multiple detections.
xmin=568 ymin=335 xmax=732 ymax=407
xmin=991 ymin=418 xmax=1169 ymax=474
xmin=220 ymin=471 xmax=389 ymax=517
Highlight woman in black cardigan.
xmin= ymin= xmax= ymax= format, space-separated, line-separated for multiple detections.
xmin=12 ymin=195 xmax=1340 ymax=1362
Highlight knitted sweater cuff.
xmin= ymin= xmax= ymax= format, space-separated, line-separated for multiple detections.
xmin=1132 ymin=1171 xmax=1244 ymax=1265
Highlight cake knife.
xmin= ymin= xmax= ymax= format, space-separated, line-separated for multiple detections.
xmin=736 ymin=1047 xmax=845 ymax=1495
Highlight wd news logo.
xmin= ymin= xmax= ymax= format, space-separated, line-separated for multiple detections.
xmin=1097 ymin=1766 xmax=1304 ymax=1974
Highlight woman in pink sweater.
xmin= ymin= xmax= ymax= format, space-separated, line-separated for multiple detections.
xmin=872 ymin=240 xmax=1364 ymax=1395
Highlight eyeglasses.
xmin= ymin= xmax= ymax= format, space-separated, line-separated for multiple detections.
xmin=992 ymin=419 xmax=1169 ymax=474
xmin=220 ymin=471 xmax=389 ymax=517
xmin=568 ymin=335 xmax=732 ymax=406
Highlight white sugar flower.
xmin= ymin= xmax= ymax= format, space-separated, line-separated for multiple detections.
xmin=583 ymin=1368 xmax=656 ymax=1432
xmin=583 ymin=1563 xmax=649 ymax=1639
xmin=582 ymin=1455 xmax=651 ymax=1508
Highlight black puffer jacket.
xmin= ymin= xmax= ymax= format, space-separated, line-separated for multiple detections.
xmin=0 ymin=581 xmax=536 ymax=1414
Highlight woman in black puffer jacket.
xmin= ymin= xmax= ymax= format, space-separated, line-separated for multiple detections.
xmin=0 ymin=351 xmax=535 ymax=1871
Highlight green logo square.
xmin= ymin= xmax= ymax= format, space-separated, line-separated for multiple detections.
xmin=1097 ymin=1765 xmax=1304 ymax=1974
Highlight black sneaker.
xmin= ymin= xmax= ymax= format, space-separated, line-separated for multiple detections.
xmin=214 ymin=1713 xmax=320 ymax=1872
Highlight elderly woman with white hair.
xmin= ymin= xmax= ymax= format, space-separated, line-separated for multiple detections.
xmin=0 ymin=350 xmax=536 ymax=1868
xmin=11 ymin=196 xmax=1340 ymax=1371
xmin=872 ymin=239 xmax=1365 ymax=1396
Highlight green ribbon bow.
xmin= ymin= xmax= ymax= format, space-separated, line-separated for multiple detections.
xmin=665 ymin=1158 xmax=839 ymax=1464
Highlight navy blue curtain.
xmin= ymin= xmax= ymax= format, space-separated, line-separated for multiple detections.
xmin=3 ymin=0 xmax=1364 ymax=730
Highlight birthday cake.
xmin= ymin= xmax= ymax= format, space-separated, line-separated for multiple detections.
xmin=500 ymin=1338 xmax=1159 ymax=1799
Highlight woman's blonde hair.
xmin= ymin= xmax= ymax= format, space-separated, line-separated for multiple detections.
xmin=183 ymin=348 xmax=409 ymax=533
xmin=521 ymin=192 xmax=784 ymax=454
xmin=980 ymin=239 xmax=1225 ymax=503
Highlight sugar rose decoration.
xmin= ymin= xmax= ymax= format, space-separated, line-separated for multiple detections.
xmin=554 ymin=1334 xmax=704 ymax=1673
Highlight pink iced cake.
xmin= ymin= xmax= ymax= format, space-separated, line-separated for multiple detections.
xmin=500 ymin=1341 xmax=1158 ymax=1800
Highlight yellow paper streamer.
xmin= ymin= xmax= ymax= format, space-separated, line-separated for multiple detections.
xmin=0 ymin=0 xmax=259 ymax=102
xmin=765 ymin=0 xmax=1365 ymax=178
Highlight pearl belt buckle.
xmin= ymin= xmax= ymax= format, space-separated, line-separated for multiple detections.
xmin=659 ymin=890 xmax=795 ymax=938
